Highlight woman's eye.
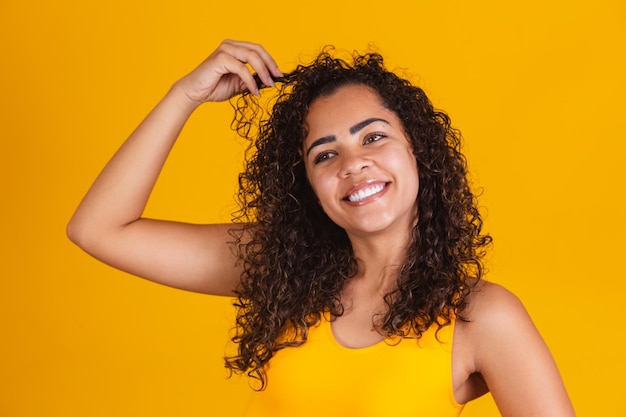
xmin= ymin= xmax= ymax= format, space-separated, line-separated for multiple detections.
xmin=314 ymin=151 xmax=335 ymax=164
xmin=364 ymin=132 xmax=385 ymax=144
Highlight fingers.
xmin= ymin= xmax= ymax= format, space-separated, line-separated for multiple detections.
xmin=218 ymin=39 xmax=283 ymax=95
xmin=179 ymin=40 xmax=283 ymax=103
xmin=221 ymin=39 xmax=283 ymax=78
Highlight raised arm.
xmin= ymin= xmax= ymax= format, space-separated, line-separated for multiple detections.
xmin=67 ymin=40 xmax=283 ymax=296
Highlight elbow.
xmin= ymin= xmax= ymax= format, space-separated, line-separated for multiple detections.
xmin=66 ymin=217 xmax=80 ymax=245
xmin=66 ymin=215 xmax=84 ymax=247
xmin=66 ymin=213 xmax=97 ymax=251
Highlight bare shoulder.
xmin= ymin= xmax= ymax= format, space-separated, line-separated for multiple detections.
xmin=461 ymin=280 xmax=543 ymax=367
xmin=457 ymin=280 xmax=576 ymax=416
xmin=462 ymin=280 xmax=527 ymax=325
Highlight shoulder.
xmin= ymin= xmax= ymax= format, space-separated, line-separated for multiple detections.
xmin=454 ymin=280 xmax=533 ymax=381
xmin=456 ymin=280 xmax=576 ymax=416
xmin=460 ymin=280 xmax=538 ymax=360
xmin=463 ymin=280 xmax=527 ymax=326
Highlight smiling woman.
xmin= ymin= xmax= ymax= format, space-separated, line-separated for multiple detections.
xmin=67 ymin=39 xmax=575 ymax=416
xmin=303 ymin=85 xmax=419 ymax=237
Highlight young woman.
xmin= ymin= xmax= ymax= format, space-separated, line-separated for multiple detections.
xmin=67 ymin=39 xmax=575 ymax=416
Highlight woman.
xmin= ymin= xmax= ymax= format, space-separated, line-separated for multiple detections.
xmin=67 ymin=40 xmax=575 ymax=416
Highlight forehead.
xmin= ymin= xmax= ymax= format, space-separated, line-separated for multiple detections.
xmin=304 ymin=84 xmax=396 ymax=137
xmin=307 ymin=84 xmax=385 ymax=117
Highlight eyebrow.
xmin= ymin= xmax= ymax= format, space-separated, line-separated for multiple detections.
xmin=305 ymin=117 xmax=390 ymax=157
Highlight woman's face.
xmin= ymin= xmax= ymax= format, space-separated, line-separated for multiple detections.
xmin=302 ymin=84 xmax=419 ymax=239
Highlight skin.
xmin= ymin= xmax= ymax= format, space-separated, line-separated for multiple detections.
xmin=304 ymin=86 xmax=420 ymax=241
xmin=67 ymin=39 xmax=575 ymax=416
xmin=302 ymin=84 xmax=420 ymax=346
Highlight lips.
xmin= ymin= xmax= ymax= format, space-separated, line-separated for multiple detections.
xmin=345 ymin=181 xmax=388 ymax=203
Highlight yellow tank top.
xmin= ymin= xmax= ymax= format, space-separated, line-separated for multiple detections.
xmin=243 ymin=314 xmax=464 ymax=417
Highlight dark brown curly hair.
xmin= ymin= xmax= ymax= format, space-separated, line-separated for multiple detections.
xmin=225 ymin=47 xmax=492 ymax=389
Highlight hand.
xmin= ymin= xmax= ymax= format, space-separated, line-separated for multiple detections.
xmin=176 ymin=39 xmax=283 ymax=104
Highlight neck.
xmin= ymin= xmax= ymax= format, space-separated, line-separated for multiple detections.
xmin=347 ymin=231 xmax=412 ymax=293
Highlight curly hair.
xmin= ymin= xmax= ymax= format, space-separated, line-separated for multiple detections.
xmin=225 ymin=47 xmax=492 ymax=389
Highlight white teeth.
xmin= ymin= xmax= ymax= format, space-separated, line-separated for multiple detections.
xmin=348 ymin=184 xmax=385 ymax=202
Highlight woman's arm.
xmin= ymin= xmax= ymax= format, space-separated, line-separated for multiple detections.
xmin=67 ymin=40 xmax=282 ymax=296
xmin=466 ymin=282 xmax=575 ymax=416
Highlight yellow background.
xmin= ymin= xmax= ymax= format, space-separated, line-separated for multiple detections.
xmin=1 ymin=1 xmax=624 ymax=416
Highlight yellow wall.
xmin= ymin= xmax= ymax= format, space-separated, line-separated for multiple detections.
xmin=1 ymin=1 xmax=624 ymax=415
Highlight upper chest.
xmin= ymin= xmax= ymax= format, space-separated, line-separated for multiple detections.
xmin=244 ymin=316 xmax=464 ymax=417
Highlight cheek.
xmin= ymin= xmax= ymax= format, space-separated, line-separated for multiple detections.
xmin=309 ymin=175 xmax=336 ymax=206
xmin=386 ymin=147 xmax=419 ymax=178
xmin=304 ymin=166 xmax=317 ymax=196
xmin=305 ymin=168 xmax=328 ymax=205
xmin=393 ymin=151 xmax=420 ymax=199
xmin=306 ymin=174 xmax=343 ymax=221
xmin=411 ymin=162 xmax=420 ymax=198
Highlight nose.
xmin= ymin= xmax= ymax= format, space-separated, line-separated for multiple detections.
xmin=340 ymin=149 xmax=370 ymax=177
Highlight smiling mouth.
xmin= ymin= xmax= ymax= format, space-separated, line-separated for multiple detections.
xmin=346 ymin=183 xmax=387 ymax=203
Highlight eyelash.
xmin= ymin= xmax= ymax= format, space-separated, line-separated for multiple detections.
xmin=312 ymin=132 xmax=387 ymax=165
xmin=313 ymin=151 xmax=335 ymax=165
xmin=364 ymin=132 xmax=386 ymax=144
